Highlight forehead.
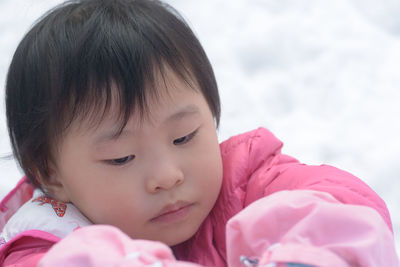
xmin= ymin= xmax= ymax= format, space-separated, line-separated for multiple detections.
xmin=69 ymin=67 xmax=203 ymax=136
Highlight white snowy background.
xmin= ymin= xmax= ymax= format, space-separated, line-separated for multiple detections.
xmin=0 ymin=0 xmax=399 ymax=254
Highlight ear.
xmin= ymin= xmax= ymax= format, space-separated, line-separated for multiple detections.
xmin=37 ymin=166 xmax=71 ymax=203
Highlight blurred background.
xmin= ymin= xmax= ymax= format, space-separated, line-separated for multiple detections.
xmin=1 ymin=0 xmax=399 ymax=252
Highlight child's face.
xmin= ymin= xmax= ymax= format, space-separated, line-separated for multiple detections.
xmin=49 ymin=69 xmax=223 ymax=246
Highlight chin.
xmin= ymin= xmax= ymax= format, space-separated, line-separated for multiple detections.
xmin=162 ymin=226 xmax=198 ymax=246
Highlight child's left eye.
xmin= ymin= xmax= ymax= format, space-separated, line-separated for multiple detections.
xmin=173 ymin=129 xmax=198 ymax=145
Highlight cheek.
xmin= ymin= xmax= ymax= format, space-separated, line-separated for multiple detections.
xmin=191 ymin=132 xmax=223 ymax=192
xmin=65 ymin=174 xmax=147 ymax=228
xmin=57 ymin=162 xmax=136 ymax=219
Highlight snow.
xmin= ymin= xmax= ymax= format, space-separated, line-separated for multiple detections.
xmin=1 ymin=0 xmax=399 ymax=253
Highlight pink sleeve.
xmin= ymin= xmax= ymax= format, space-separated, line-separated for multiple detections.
xmin=38 ymin=225 xmax=201 ymax=267
xmin=4 ymin=250 xmax=46 ymax=266
xmin=1 ymin=236 xmax=55 ymax=266
xmin=226 ymin=190 xmax=399 ymax=267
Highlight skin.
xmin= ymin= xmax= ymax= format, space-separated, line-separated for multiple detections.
xmin=46 ymin=69 xmax=223 ymax=246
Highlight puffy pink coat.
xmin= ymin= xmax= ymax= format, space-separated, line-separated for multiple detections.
xmin=0 ymin=128 xmax=398 ymax=266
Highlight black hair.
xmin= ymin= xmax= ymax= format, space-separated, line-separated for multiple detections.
xmin=6 ymin=0 xmax=220 ymax=188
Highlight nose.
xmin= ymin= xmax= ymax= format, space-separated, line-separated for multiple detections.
xmin=145 ymin=159 xmax=184 ymax=193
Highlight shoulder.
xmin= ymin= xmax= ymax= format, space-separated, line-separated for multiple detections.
xmin=219 ymin=127 xmax=291 ymax=182
xmin=218 ymin=127 xmax=297 ymax=204
xmin=220 ymin=127 xmax=282 ymax=156
xmin=211 ymin=128 xmax=296 ymax=227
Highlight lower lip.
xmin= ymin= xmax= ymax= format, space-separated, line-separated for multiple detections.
xmin=151 ymin=204 xmax=193 ymax=224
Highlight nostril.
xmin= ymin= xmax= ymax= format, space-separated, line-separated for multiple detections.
xmin=154 ymin=185 xmax=162 ymax=191
xmin=176 ymin=176 xmax=184 ymax=185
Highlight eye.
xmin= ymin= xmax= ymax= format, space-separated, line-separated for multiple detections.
xmin=173 ymin=129 xmax=198 ymax=145
xmin=106 ymin=155 xmax=135 ymax=166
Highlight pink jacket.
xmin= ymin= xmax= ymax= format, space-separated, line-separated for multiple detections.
xmin=0 ymin=128 xmax=398 ymax=266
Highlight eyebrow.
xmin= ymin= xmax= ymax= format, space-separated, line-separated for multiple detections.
xmin=93 ymin=128 xmax=133 ymax=145
xmin=93 ymin=105 xmax=200 ymax=144
xmin=164 ymin=104 xmax=200 ymax=124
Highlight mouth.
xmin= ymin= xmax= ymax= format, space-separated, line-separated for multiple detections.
xmin=150 ymin=201 xmax=193 ymax=223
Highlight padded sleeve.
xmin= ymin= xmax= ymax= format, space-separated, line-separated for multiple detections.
xmin=227 ymin=190 xmax=399 ymax=267
xmin=2 ymin=236 xmax=53 ymax=267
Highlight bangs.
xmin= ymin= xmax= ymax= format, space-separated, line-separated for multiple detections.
xmin=51 ymin=0 xmax=196 ymax=135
